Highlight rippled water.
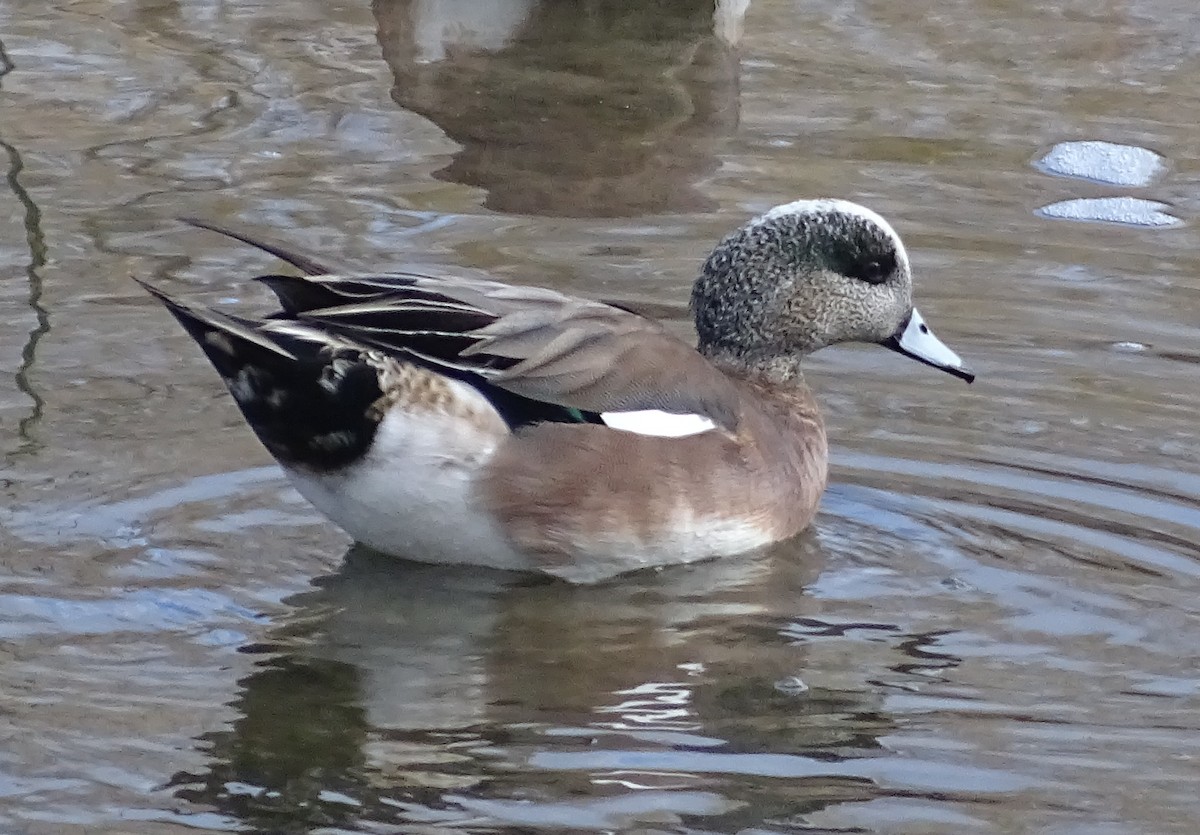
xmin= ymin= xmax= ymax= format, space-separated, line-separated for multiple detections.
xmin=2 ymin=0 xmax=1199 ymax=832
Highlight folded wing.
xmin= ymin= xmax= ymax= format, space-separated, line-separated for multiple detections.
xmin=185 ymin=219 xmax=743 ymax=432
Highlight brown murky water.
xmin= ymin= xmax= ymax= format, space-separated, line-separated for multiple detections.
xmin=2 ymin=0 xmax=1200 ymax=832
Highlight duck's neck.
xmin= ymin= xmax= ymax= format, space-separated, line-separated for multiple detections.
xmin=700 ymin=345 xmax=810 ymax=388
xmin=704 ymin=345 xmax=827 ymax=512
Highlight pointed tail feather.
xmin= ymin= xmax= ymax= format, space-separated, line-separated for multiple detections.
xmin=177 ymin=217 xmax=353 ymax=276
xmin=134 ymin=277 xmax=297 ymax=364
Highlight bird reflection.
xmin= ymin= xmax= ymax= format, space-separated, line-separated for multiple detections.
xmin=372 ymin=0 xmax=747 ymax=217
xmin=164 ymin=537 xmax=968 ymax=831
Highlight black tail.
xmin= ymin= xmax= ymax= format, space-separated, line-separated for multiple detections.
xmin=138 ymin=279 xmax=384 ymax=470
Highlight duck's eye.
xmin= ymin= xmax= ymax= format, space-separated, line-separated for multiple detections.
xmin=845 ymin=250 xmax=895 ymax=285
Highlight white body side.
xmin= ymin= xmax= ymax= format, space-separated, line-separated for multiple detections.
xmin=283 ymin=381 xmax=532 ymax=572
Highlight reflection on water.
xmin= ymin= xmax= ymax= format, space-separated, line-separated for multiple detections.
xmin=375 ymin=0 xmax=744 ymax=216
xmin=169 ymin=545 xmax=909 ymax=832
xmin=0 ymin=38 xmax=50 ymax=458
xmin=2 ymin=0 xmax=1200 ymax=832
xmin=0 ymin=138 xmax=50 ymax=457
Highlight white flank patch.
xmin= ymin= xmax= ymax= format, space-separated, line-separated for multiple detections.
xmin=600 ymin=409 xmax=717 ymax=438
xmin=282 ymin=376 xmax=531 ymax=572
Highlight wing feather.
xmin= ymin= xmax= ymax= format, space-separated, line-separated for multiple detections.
xmin=298 ymin=284 xmax=741 ymax=430
xmin=170 ymin=219 xmax=742 ymax=430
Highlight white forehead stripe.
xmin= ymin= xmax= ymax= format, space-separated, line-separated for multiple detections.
xmin=601 ymin=410 xmax=717 ymax=438
xmin=751 ymin=198 xmax=910 ymax=272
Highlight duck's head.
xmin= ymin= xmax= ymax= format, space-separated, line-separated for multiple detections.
xmin=691 ymin=199 xmax=974 ymax=383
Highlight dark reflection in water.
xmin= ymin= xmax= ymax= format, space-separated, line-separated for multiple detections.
xmin=167 ymin=542 xmax=970 ymax=832
xmin=0 ymin=37 xmax=50 ymax=459
xmin=0 ymin=139 xmax=50 ymax=458
xmin=374 ymin=0 xmax=745 ymax=217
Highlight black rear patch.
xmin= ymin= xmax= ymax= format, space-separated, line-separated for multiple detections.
xmin=228 ymin=350 xmax=383 ymax=469
xmin=155 ymin=296 xmax=384 ymax=470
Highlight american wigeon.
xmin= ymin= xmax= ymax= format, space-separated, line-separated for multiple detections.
xmin=140 ymin=200 xmax=973 ymax=583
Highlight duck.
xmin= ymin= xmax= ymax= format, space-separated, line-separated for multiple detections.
xmin=138 ymin=200 xmax=973 ymax=583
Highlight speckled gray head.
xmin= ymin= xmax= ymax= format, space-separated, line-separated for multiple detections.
xmin=692 ymin=198 xmax=974 ymax=383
